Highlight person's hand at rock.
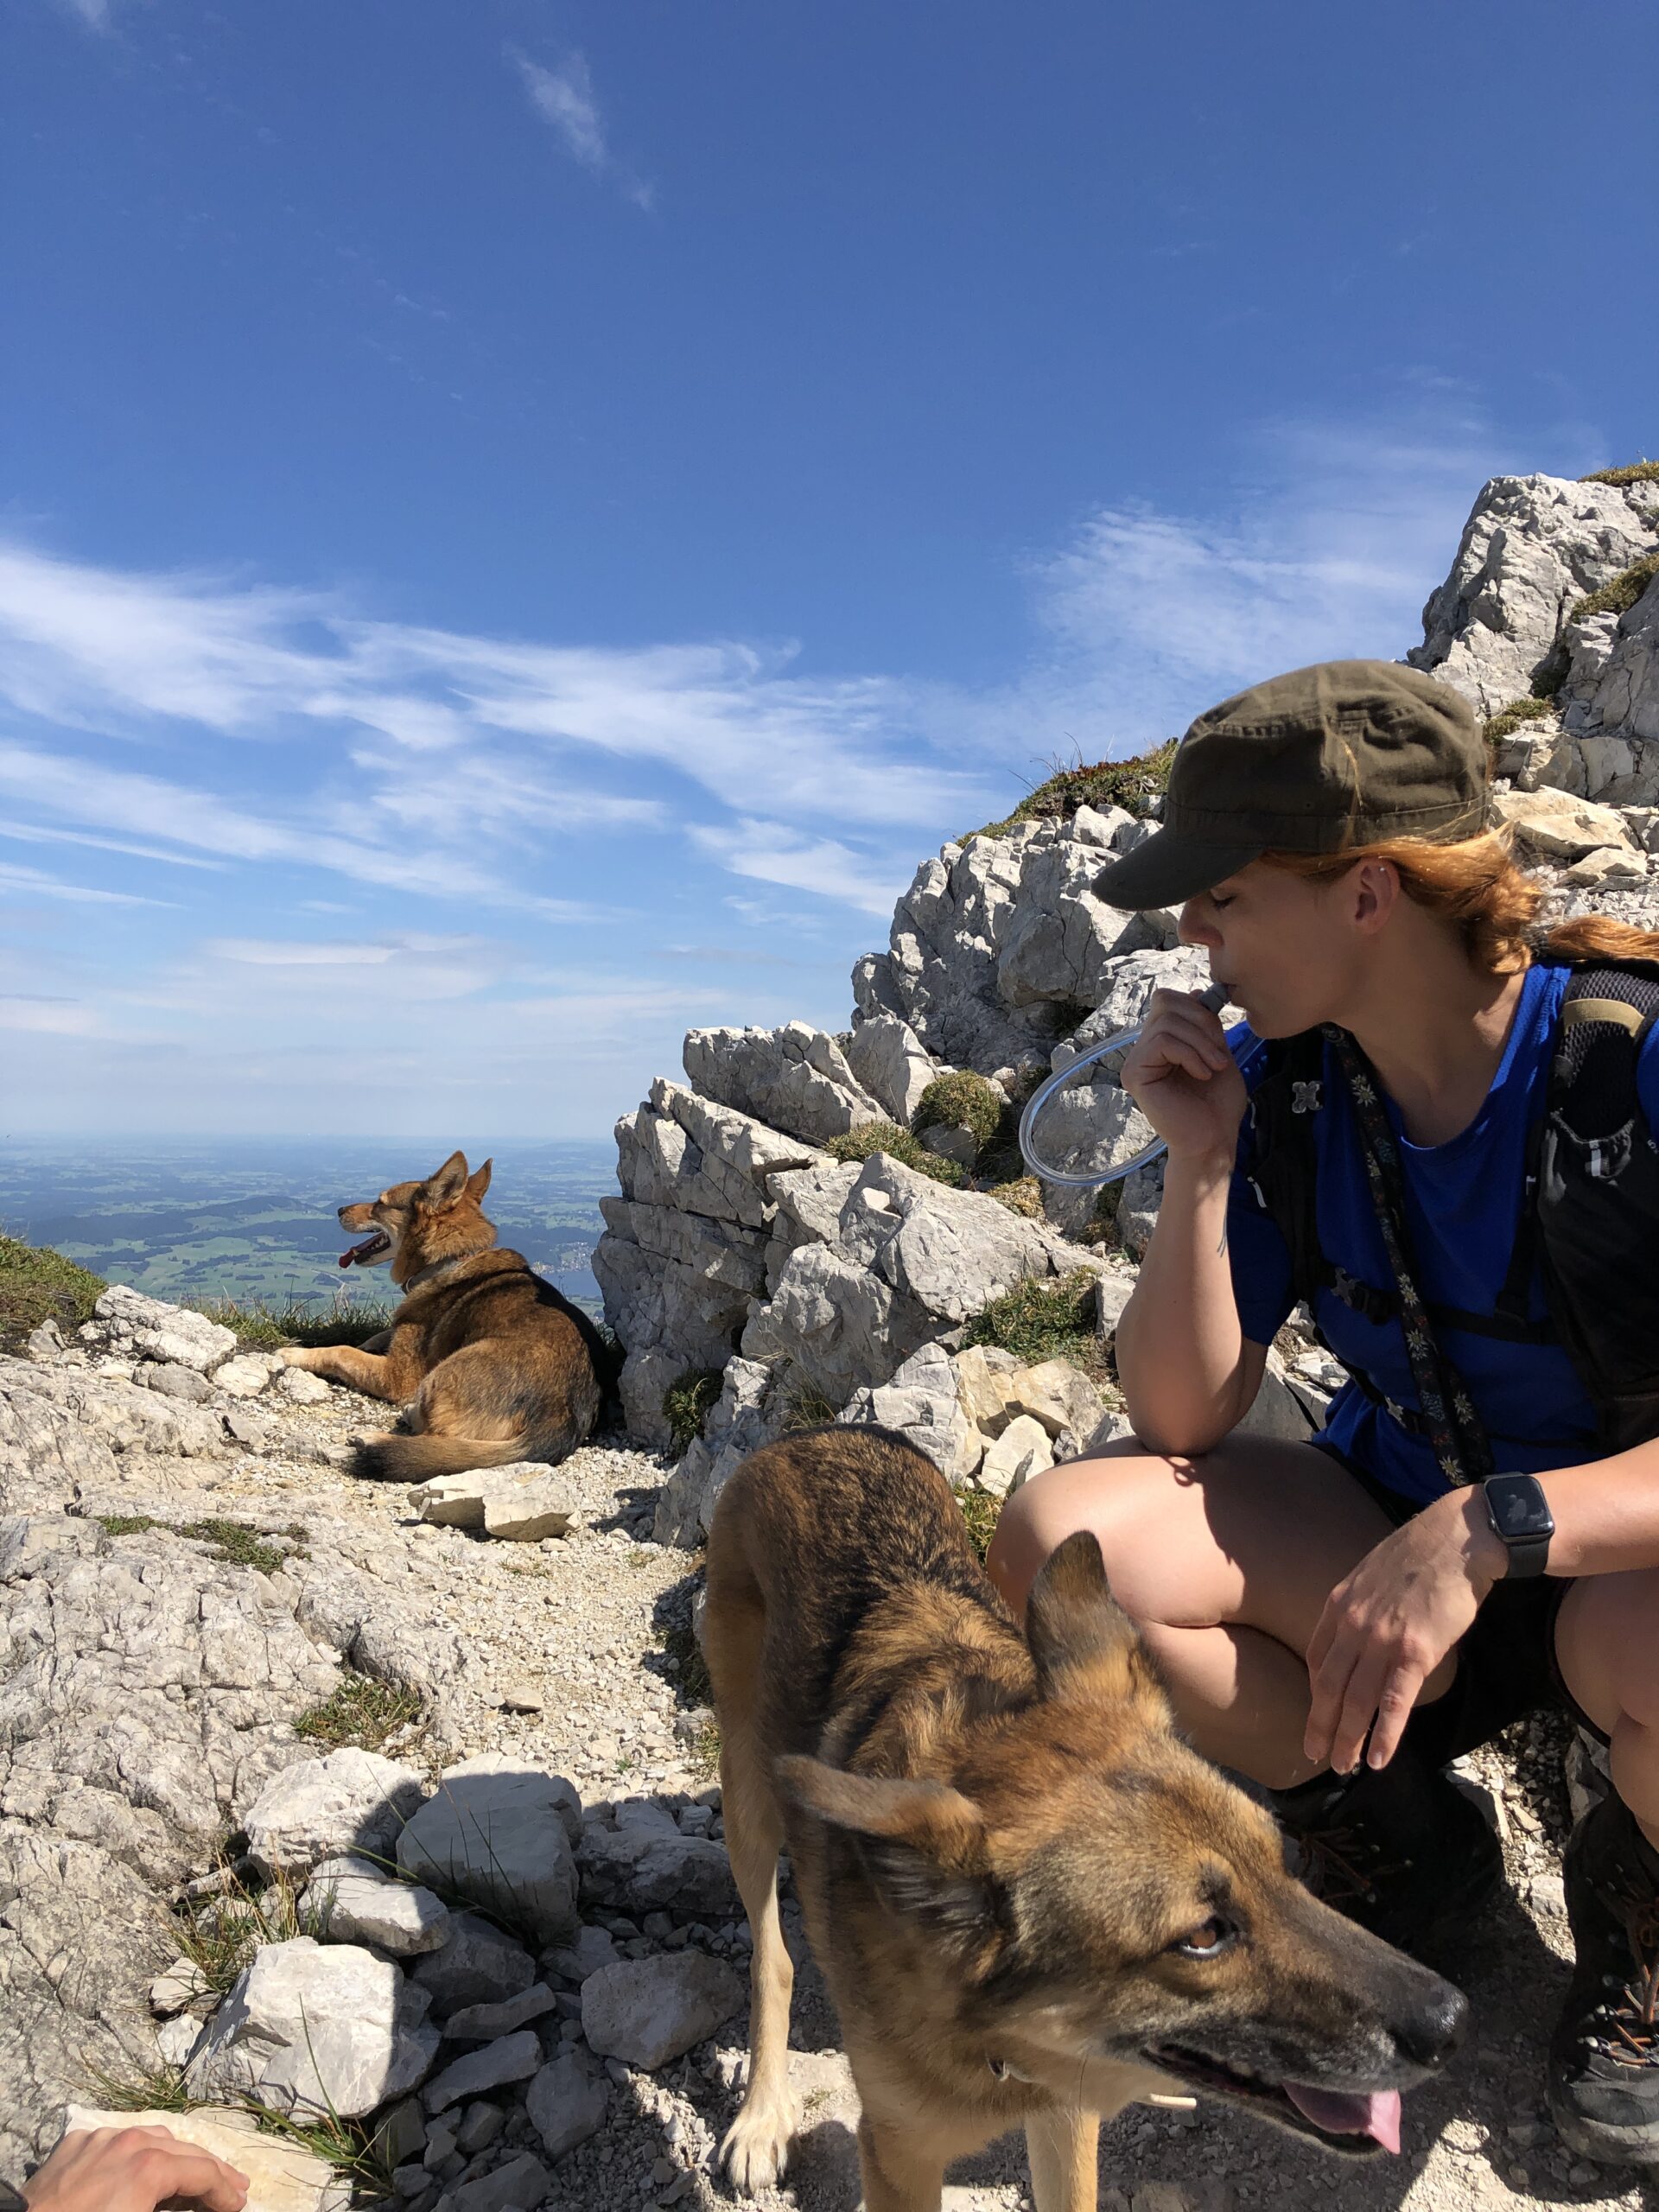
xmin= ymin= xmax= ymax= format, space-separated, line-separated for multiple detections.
xmin=22 ymin=2124 xmax=248 ymax=2212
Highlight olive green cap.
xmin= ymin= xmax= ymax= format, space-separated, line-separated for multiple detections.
xmin=1091 ymin=658 xmax=1488 ymax=911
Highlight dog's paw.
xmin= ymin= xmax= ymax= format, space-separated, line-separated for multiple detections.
xmin=277 ymin=1345 xmax=317 ymax=1370
xmin=721 ymin=2094 xmax=799 ymax=2195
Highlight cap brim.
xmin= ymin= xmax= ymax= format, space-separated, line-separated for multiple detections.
xmin=1091 ymin=829 xmax=1266 ymax=911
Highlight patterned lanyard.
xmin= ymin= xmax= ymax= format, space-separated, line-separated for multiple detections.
xmin=1324 ymin=1026 xmax=1495 ymax=1489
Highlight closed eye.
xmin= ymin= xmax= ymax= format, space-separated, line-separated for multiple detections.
xmin=1169 ymin=1916 xmax=1236 ymax=1960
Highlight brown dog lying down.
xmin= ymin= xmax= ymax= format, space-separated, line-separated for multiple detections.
xmin=703 ymin=1426 xmax=1467 ymax=2212
xmin=281 ymin=1150 xmax=607 ymax=1483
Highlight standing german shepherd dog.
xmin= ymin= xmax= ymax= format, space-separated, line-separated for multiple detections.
xmin=705 ymin=1427 xmax=1468 ymax=2212
xmin=281 ymin=1151 xmax=607 ymax=1482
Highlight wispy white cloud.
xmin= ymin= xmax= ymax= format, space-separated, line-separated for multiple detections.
xmin=511 ymin=51 xmax=654 ymax=211
xmin=690 ymin=820 xmax=904 ymax=915
xmin=54 ymin=0 xmax=112 ymax=29
xmin=0 ymin=858 xmax=171 ymax=907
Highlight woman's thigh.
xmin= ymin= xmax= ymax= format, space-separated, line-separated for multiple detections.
xmin=987 ymin=1433 xmax=1398 ymax=1659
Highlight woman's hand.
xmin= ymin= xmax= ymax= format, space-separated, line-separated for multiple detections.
xmin=1304 ymin=1491 xmax=1507 ymax=1775
xmin=22 ymin=2125 xmax=248 ymax=2212
xmin=1120 ymin=989 xmax=1247 ymax=1167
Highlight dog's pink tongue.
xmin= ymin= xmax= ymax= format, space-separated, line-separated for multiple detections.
xmin=340 ymin=1236 xmax=379 ymax=1268
xmin=1285 ymin=2086 xmax=1402 ymax=2153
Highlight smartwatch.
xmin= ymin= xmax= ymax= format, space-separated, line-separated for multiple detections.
xmin=1482 ymin=1471 xmax=1555 ymax=1579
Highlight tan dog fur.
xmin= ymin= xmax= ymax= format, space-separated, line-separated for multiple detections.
xmin=282 ymin=1150 xmax=607 ymax=1481
xmin=703 ymin=1426 xmax=1466 ymax=2212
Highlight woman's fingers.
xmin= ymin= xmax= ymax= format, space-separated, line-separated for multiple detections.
xmin=1366 ymin=1661 xmax=1427 ymax=1771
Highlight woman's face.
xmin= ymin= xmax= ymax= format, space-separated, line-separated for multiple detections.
xmin=1177 ymin=861 xmax=1367 ymax=1038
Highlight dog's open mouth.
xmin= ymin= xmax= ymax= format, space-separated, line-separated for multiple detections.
xmin=339 ymin=1231 xmax=391 ymax=1268
xmin=1148 ymin=2045 xmax=1402 ymax=2155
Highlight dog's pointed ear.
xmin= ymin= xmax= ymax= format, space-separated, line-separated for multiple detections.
xmin=1026 ymin=1530 xmax=1166 ymax=1711
xmin=423 ymin=1151 xmax=469 ymax=1210
xmin=465 ymin=1158 xmax=493 ymax=1204
xmin=778 ymin=1757 xmax=996 ymax=1948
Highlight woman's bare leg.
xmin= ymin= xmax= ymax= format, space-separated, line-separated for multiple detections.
xmin=987 ymin=1435 xmax=1453 ymax=1789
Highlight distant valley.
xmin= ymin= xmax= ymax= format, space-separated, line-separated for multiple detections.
xmin=0 ymin=1138 xmax=614 ymax=1318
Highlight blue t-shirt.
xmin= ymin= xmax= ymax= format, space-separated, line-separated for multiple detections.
xmin=1226 ymin=962 xmax=1659 ymax=1504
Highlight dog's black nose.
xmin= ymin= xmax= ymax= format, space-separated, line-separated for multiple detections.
xmin=1395 ymin=1976 xmax=1469 ymax=2070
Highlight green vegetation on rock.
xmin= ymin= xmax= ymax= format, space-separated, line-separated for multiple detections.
xmin=1483 ymin=696 xmax=1555 ymax=746
xmin=824 ymin=1121 xmax=966 ymax=1187
xmin=1580 ymin=461 xmax=1659 ymax=488
xmin=0 ymin=1232 xmax=106 ymax=1347
xmin=912 ymin=1069 xmax=1004 ymax=1153
xmin=1568 ymin=547 xmax=1659 ymax=626
xmin=98 ymin=1515 xmax=309 ymax=1577
xmin=969 ymin=739 xmax=1179 ymax=842
xmin=954 ymin=1485 xmax=1000 ymax=1562
xmin=292 ymin=1670 xmax=423 ymax=1752
xmin=985 ymin=1173 xmax=1046 ymax=1220
xmin=662 ymin=1366 xmax=722 ymax=1452
xmin=966 ymin=1268 xmax=1103 ymax=1374
xmin=199 ymin=1297 xmax=395 ymax=1351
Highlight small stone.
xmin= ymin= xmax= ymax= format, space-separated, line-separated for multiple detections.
xmin=410 ymin=1912 xmax=537 ymax=2016
xmin=302 ymin=1856 xmax=452 ymax=1955
xmin=372 ymin=2096 xmax=429 ymax=2171
xmin=581 ymin=1952 xmax=745 ymax=2071
xmin=442 ymin=1983 xmax=560 ymax=2040
xmin=421 ymin=2028 xmax=544 ymax=2113
xmin=454 ymin=2101 xmax=505 ymax=2157
xmin=1529 ymin=1872 xmax=1567 ymax=1917
xmin=482 ymin=1469 xmax=578 ymax=1542
xmin=442 ymin=2153 xmax=552 ymax=2211
xmin=242 ymin=1749 xmax=425 ymax=1878
xmin=156 ymin=2014 xmax=204 ymax=2066
xmin=150 ymin=1955 xmax=213 ymax=2016
xmin=526 ymin=2050 xmax=611 ymax=2157
xmin=24 ymin=1318 xmax=65 ymax=1362
xmin=394 ymin=2161 xmax=429 ymax=2199
xmin=280 ymin=1366 xmax=333 ymax=1403
xmin=397 ymin=1758 xmax=580 ymax=1945
xmin=214 ymin=1354 xmax=274 ymax=1398
xmin=144 ymin=1361 xmax=217 ymax=1402
xmin=976 ymin=1413 xmax=1054 ymax=1499
xmin=423 ymin=2125 xmax=458 ymax=2171
xmin=498 ymin=1681 xmax=544 ymax=1714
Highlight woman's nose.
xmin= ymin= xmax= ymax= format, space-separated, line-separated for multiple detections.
xmin=1177 ymin=901 xmax=1216 ymax=949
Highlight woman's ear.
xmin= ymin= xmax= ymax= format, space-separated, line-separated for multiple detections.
xmin=1350 ymin=857 xmax=1402 ymax=938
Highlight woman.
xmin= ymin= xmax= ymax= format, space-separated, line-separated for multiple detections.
xmin=988 ymin=660 xmax=1659 ymax=2171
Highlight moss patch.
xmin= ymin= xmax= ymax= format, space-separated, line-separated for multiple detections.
xmin=292 ymin=1671 xmax=423 ymax=1752
xmin=912 ymin=1070 xmax=1003 ymax=1153
xmin=1568 ymin=547 xmax=1659 ymax=626
xmin=965 ymin=1269 xmax=1105 ymax=1377
xmin=954 ymin=1485 xmax=1001 ymax=1563
xmin=662 ymin=1366 xmax=722 ymax=1453
xmin=825 ymin=1121 xmax=966 ymax=1188
xmin=1483 ymin=696 xmax=1555 ymax=747
xmin=0 ymin=1233 xmax=106 ymax=1349
xmin=1580 ymin=461 xmax=1659 ymax=488
xmin=97 ymin=1515 xmax=309 ymax=1576
xmin=970 ymin=739 xmax=1179 ymax=842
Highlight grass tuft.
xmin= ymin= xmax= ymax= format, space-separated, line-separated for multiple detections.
xmin=965 ymin=1269 xmax=1105 ymax=1376
xmin=1482 ymin=696 xmax=1555 ymax=747
xmin=170 ymin=1859 xmax=325 ymax=2000
xmin=985 ymin=1174 xmax=1046 ymax=1220
xmin=825 ymin=1121 xmax=966 ymax=1187
xmin=1568 ymin=547 xmax=1659 ymax=627
xmin=293 ymin=1671 xmax=424 ymax=1753
xmin=662 ymin=1366 xmax=723 ymax=1453
xmin=912 ymin=1070 xmax=1004 ymax=1153
xmin=779 ymin=1372 xmax=839 ymax=1432
xmin=953 ymin=1486 xmax=1001 ymax=1563
xmin=969 ymin=738 xmax=1179 ymax=842
xmin=97 ymin=1516 xmax=309 ymax=1576
xmin=194 ymin=1297 xmax=394 ymax=1351
xmin=1580 ymin=461 xmax=1659 ymax=488
xmin=79 ymin=2056 xmax=193 ymax=2113
xmin=0 ymin=1232 xmax=107 ymax=1348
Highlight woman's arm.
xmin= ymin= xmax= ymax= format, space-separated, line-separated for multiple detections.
xmin=1111 ymin=990 xmax=1262 ymax=1454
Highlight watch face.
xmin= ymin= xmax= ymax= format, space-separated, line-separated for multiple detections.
xmin=1487 ymin=1474 xmax=1555 ymax=1541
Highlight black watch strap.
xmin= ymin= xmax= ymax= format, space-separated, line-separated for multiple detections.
xmin=1483 ymin=1472 xmax=1555 ymax=1580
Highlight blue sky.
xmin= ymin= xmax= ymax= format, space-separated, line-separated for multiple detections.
xmin=1 ymin=0 xmax=1655 ymax=1141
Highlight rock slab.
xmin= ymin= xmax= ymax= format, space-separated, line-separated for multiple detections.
xmin=580 ymin=1951 xmax=745 ymax=2071
xmin=61 ymin=2106 xmax=337 ymax=2212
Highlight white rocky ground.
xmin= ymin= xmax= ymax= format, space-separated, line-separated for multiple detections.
xmin=0 ymin=1294 xmax=1647 ymax=2212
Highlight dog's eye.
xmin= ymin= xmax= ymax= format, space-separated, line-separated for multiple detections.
xmin=1170 ymin=1916 xmax=1235 ymax=1960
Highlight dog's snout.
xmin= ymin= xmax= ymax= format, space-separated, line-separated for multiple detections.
xmin=1395 ymin=1976 xmax=1468 ymax=2071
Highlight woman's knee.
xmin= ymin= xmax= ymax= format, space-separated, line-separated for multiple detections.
xmin=985 ymin=1449 xmax=1181 ymax=1619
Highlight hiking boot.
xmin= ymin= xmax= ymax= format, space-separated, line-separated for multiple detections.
xmin=1272 ymin=1751 xmax=1503 ymax=1954
xmin=1548 ymin=1791 xmax=1659 ymax=2167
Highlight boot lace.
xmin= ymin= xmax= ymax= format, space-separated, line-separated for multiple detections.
xmin=1286 ymin=1815 xmax=1407 ymax=1912
xmin=1598 ymin=1904 xmax=1659 ymax=2070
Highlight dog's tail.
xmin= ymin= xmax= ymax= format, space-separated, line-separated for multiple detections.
xmin=352 ymin=1433 xmax=531 ymax=1483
